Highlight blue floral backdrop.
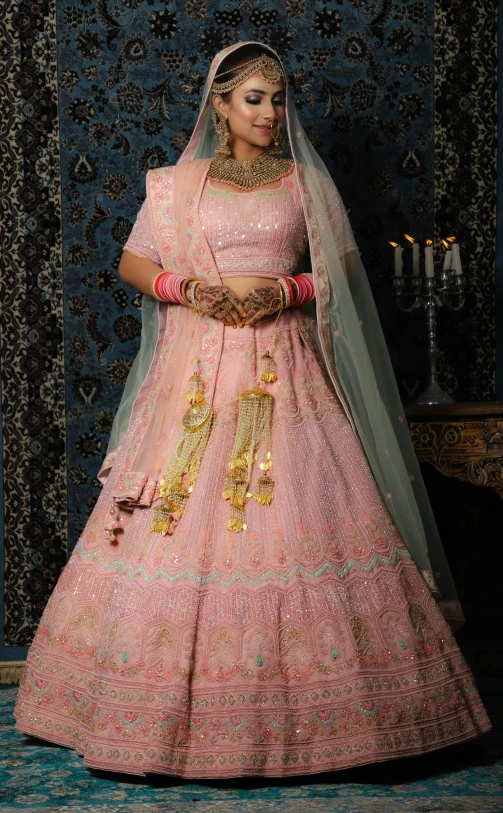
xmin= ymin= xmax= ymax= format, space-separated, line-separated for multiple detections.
xmin=0 ymin=0 xmax=498 ymax=658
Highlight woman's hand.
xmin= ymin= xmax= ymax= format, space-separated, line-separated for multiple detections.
xmin=193 ymin=283 xmax=247 ymax=327
xmin=241 ymin=285 xmax=283 ymax=326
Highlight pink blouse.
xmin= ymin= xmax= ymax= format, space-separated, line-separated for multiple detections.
xmin=198 ymin=174 xmax=307 ymax=279
xmin=124 ymin=170 xmax=356 ymax=274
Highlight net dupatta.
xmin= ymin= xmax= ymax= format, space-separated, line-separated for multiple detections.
xmin=100 ymin=41 xmax=464 ymax=629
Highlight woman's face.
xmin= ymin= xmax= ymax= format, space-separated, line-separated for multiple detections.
xmin=213 ymin=72 xmax=286 ymax=156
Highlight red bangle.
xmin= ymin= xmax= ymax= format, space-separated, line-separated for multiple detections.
xmin=152 ymin=272 xmax=186 ymax=305
xmin=292 ymin=274 xmax=315 ymax=306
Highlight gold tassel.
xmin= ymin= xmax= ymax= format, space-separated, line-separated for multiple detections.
xmin=187 ymin=371 xmax=205 ymax=404
xmin=151 ymin=374 xmax=213 ymax=536
xmin=259 ymin=352 xmax=277 ymax=383
xmin=253 ymin=469 xmax=274 ymax=505
xmin=223 ymin=386 xmax=274 ymax=532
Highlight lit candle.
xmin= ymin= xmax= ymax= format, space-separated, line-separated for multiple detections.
xmin=451 ymin=242 xmax=463 ymax=275
xmin=442 ymin=238 xmax=453 ymax=270
xmin=389 ymin=241 xmax=403 ymax=276
xmin=424 ymin=240 xmax=434 ymax=277
xmin=412 ymin=242 xmax=420 ymax=276
xmin=404 ymin=234 xmax=420 ymax=275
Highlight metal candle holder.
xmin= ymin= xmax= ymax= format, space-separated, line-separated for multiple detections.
xmin=392 ymin=268 xmax=466 ymax=404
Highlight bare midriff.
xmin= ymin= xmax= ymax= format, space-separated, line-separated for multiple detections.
xmin=206 ymin=177 xmax=284 ymax=300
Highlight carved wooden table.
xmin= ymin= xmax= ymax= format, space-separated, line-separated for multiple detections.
xmin=405 ymin=402 xmax=503 ymax=498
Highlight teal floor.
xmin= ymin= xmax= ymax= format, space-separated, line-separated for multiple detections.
xmin=1 ymin=680 xmax=501 ymax=813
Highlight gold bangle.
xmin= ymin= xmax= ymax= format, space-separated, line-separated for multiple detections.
xmin=180 ymin=276 xmax=199 ymax=308
xmin=276 ymin=280 xmax=286 ymax=310
xmin=187 ymin=280 xmax=201 ymax=309
xmin=150 ymin=271 xmax=165 ymax=300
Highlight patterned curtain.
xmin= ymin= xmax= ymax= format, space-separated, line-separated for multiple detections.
xmin=0 ymin=0 xmax=497 ymax=667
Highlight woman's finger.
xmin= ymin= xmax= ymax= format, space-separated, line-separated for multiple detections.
xmin=227 ymin=306 xmax=243 ymax=327
xmin=213 ymin=309 xmax=229 ymax=324
xmin=224 ymin=289 xmax=247 ymax=320
xmin=243 ymin=308 xmax=266 ymax=327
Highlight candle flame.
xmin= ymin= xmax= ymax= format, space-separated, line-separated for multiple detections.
xmin=446 ymin=236 xmax=456 ymax=244
xmin=441 ymin=239 xmax=450 ymax=249
xmin=388 ymin=241 xmax=400 ymax=248
xmin=403 ymin=233 xmax=415 ymax=244
xmin=425 ymin=239 xmax=433 ymax=246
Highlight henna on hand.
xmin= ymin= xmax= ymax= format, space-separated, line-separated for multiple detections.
xmin=193 ymin=283 xmax=246 ymax=327
xmin=241 ymin=285 xmax=283 ymax=326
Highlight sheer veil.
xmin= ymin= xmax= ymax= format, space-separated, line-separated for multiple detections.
xmin=105 ymin=41 xmax=464 ymax=629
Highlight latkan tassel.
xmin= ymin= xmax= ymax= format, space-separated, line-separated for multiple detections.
xmin=253 ymin=470 xmax=274 ymax=505
xmin=187 ymin=371 xmax=205 ymax=404
xmin=223 ymin=385 xmax=274 ymax=532
xmin=259 ymin=352 xmax=277 ymax=383
xmin=150 ymin=398 xmax=213 ymax=536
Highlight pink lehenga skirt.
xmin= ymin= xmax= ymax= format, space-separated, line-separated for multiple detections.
xmin=14 ymin=309 xmax=491 ymax=777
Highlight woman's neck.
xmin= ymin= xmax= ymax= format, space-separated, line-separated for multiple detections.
xmin=229 ymin=142 xmax=266 ymax=162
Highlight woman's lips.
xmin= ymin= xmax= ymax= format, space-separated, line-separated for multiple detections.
xmin=254 ymin=125 xmax=272 ymax=134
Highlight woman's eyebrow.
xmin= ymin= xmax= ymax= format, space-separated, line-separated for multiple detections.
xmin=244 ymin=88 xmax=285 ymax=96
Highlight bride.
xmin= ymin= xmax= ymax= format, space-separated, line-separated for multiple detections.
xmin=14 ymin=41 xmax=490 ymax=778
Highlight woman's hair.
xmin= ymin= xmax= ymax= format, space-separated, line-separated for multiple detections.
xmin=213 ymin=44 xmax=283 ymax=101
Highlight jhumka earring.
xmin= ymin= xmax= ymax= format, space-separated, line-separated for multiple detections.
xmin=212 ymin=109 xmax=232 ymax=158
xmin=268 ymin=121 xmax=284 ymax=156
xmin=150 ymin=366 xmax=213 ymax=536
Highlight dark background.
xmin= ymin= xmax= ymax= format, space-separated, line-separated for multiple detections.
xmin=0 ymin=0 xmax=500 ymax=664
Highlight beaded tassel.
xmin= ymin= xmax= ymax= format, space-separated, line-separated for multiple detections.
xmin=253 ymin=469 xmax=274 ymax=505
xmin=186 ymin=371 xmax=205 ymax=404
xmin=150 ymin=370 xmax=212 ymax=536
xmin=222 ymin=386 xmax=274 ymax=532
xmin=259 ymin=352 xmax=277 ymax=383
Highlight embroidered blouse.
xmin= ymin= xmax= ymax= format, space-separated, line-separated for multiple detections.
xmin=124 ymin=170 xmax=356 ymax=274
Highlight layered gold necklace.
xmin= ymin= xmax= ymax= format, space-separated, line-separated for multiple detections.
xmin=207 ymin=151 xmax=294 ymax=191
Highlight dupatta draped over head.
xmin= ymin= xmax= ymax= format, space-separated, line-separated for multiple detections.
xmin=99 ymin=42 xmax=464 ymax=629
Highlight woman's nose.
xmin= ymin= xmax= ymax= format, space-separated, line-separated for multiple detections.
xmin=262 ymin=102 xmax=276 ymax=121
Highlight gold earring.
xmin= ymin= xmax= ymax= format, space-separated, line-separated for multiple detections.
xmin=212 ymin=109 xmax=232 ymax=158
xmin=268 ymin=121 xmax=284 ymax=156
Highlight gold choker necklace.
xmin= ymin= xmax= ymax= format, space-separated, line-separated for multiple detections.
xmin=207 ymin=152 xmax=294 ymax=191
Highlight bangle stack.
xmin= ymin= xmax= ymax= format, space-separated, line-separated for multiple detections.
xmin=277 ymin=274 xmax=315 ymax=307
xmin=150 ymin=271 xmax=188 ymax=304
xmin=149 ymin=272 xmax=201 ymax=307
xmin=292 ymin=274 xmax=315 ymax=305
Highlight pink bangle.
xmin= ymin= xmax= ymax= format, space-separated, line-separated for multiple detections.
xmin=152 ymin=272 xmax=187 ymax=305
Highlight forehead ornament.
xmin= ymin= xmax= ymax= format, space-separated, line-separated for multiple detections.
xmin=211 ymin=55 xmax=285 ymax=95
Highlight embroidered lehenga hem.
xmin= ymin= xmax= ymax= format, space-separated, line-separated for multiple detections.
xmin=15 ymin=655 xmax=490 ymax=779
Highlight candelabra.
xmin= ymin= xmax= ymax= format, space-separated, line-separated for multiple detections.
xmin=392 ymin=268 xmax=466 ymax=404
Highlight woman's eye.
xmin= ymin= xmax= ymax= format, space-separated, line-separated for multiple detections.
xmin=245 ymin=97 xmax=261 ymax=104
xmin=273 ymin=99 xmax=285 ymax=106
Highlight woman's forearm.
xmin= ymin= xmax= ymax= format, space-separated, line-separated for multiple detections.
xmin=118 ymin=250 xmax=164 ymax=296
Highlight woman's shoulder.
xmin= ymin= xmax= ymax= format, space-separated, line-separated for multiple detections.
xmin=147 ymin=158 xmax=212 ymax=183
xmin=146 ymin=165 xmax=175 ymax=182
